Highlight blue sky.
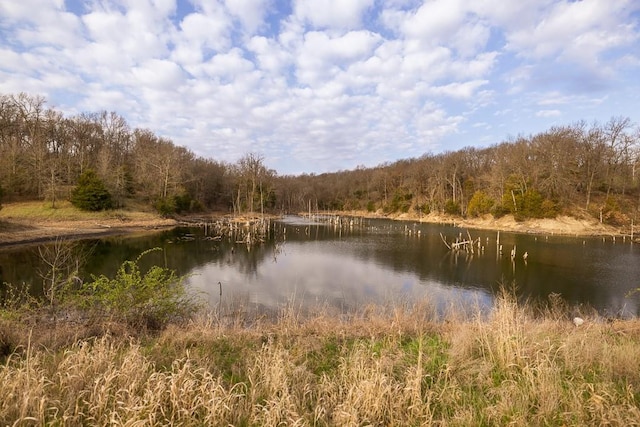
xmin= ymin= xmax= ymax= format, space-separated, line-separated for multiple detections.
xmin=1 ymin=0 xmax=639 ymax=175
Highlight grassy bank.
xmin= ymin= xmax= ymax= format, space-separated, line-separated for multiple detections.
xmin=2 ymin=291 xmax=640 ymax=426
xmin=0 ymin=200 xmax=177 ymax=245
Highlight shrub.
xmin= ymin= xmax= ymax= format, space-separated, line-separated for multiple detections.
xmin=541 ymin=199 xmax=559 ymax=218
xmin=415 ymin=203 xmax=430 ymax=215
xmin=601 ymin=197 xmax=629 ymax=226
xmin=467 ymin=190 xmax=494 ymax=217
xmin=491 ymin=204 xmax=511 ymax=218
xmin=79 ymin=249 xmax=201 ymax=330
xmin=385 ymin=191 xmax=413 ymax=213
xmin=174 ymin=193 xmax=194 ymax=213
xmin=444 ymin=199 xmax=460 ymax=215
xmin=154 ymin=196 xmax=177 ymax=216
xmin=521 ymin=189 xmax=545 ymax=219
xmin=366 ymin=200 xmax=376 ymax=212
xmin=70 ymin=169 xmax=113 ymax=211
xmin=499 ymin=187 xmax=552 ymax=220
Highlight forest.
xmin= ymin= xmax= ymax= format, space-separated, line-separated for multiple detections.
xmin=1 ymin=92 xmax=639 ymax=226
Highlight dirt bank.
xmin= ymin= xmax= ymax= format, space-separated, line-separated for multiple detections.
xmin=326 ymin=210 xmax=626 ymax=237
xmin=0 ymin=201 xmax=280 ymax=248
xmin=0 ymin=201 xmax=181 ymax=248
xmin=0 ymin=201 xmax=629 ymax=249
xmin=0 ymin=217 xmax=178 ymax=248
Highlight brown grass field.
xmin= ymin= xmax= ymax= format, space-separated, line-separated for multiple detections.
xmin=2 ymin=290 xmax=640 ymax=426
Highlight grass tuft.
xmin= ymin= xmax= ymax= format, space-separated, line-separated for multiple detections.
xmin=1 ymin=290 xmax=640 ymax=425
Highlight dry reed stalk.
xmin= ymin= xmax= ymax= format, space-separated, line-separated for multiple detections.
xmin=2 ymin=292 xmax=640 ymax=426
xmin=0 ymin=338 xmax=48 ymax=423
xmin=248 ymin=340 xmax=309 ymax=426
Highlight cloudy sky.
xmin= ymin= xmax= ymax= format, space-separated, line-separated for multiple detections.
xmin=1 ymin=0 xmax=639 ymax=174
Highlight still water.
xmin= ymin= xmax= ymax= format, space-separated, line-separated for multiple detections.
xmin=1 ymin=216 xmax=639 ymax=317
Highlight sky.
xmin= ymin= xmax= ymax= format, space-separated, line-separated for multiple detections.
xmin=1 ymin=0 xmax=639 ymax=175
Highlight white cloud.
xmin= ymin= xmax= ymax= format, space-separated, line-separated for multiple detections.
xmin=247 ymin=36 xmax=292 ymax=74
xmin=131 ymin=59 xmax=186 ymax=88
xmin=294 ymin=0 xmax=375 ymax=30
xmin=428 ymin=80 xmax=489 ymax=99
xmin=0 ymin=0 xmax=638 ymax=174
xmin=401 ymin=0 xmax=466 ymax=43
xmin=224 ymin=0 xmax=270 ymax=33
xmin=174 ymin=9 xmax=232 ymax=61
xmin=503 ymin=0 xmax=639 ymax=66
xmin=296 ymin=30 xmax=382 ymax=85
xmin=536 ymin=109 xmax=562 ymax=118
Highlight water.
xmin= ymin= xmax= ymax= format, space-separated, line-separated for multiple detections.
xmin=1 ymin=216 xmax=639 ymax=317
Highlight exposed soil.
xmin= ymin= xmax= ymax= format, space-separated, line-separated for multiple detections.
xmin=0 ymin=209 xmax=283 ymax=249
xmin=429 ymin=213 xmax=621 ymax=236
xmin=0 ymin=217 xmax=178 ymax=248
xmin=331 ymin=210 xmax=626 ymax=237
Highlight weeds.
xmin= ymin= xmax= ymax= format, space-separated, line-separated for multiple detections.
xmin=79 ymin=248 xmax=202 ymax=330
xmin=1 ymin=289 xmax=640 ymax=426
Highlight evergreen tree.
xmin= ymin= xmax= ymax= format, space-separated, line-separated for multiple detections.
xmin=71 ymin=170 xmax=113 ymax=211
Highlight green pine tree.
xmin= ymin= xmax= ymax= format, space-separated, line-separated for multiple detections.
xmin=71 ymin=170 xmax=113 ymax=211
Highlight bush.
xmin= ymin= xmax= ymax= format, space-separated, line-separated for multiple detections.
xmin=70 ymin=169 xmax=113 ymax=211
xmin=385 ymin=191 xmax=413 ymax=213
xmin=499 ymin=187 xmax=554 ymax=220
xmin=79 ymin=249 xmax=201 ymax=330
xmin=521 ymin=189 xmax=545 ymax=219
xmin=415 ymin=203 xmax=430 ymax=215
xmin=491 ymin=204 xmax=511 ymax=218
xmin=541 ymin=199 xmax=559 ymax=218
xmin=154 ymin=197 xmax=177 ymax=216
xmin=444 ymin=199 xmax=460 ymax=215
xmin=601 ymin=197 xmax=629 ymax=226
xmin=366 ymin=200 xmax=376 ymax=212
xmin=467 ymin=191 xmax=494 ymax=217
xmin=174 ymin=193 xmax=194 ymax=213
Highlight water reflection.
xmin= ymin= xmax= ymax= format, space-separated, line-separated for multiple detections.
xmin=1 ymin=216 xmax=639 ymax=317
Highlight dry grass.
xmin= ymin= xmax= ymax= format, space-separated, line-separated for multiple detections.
xmin=0 ymin=200 xmax=163 ymax=223
xmin=2 ymin=295 xmax=640 ymax=426
xmin=0 ymin=200 xmax=176 ymax=245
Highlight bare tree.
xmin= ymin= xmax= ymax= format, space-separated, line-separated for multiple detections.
xmin=37 ymin=238 xmax=85 ymax=321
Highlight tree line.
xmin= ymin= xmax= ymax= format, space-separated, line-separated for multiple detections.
xmin=0 ymin=93 xmax=274 ymax=214
xmin=1 ymin=93 xmax=639 ymax=226
xmin=275 ymin=118 xmax=639 ymax=226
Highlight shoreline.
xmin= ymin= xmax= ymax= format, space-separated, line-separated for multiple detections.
xmin=0 ymin=206 xmax=281 ymax=248
xmin=0 ymin=201 xmax=181 ymax=248
xmin=0 ymin=224 xmax=178 ymax=249
xmin=312 ymin=210 xmax=628 ymax=238
xmin=0 ymin=220 xmax=179 ymax=250
xmin=0 ymin=207 xmax=631 ymax=249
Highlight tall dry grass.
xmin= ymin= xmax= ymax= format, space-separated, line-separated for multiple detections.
xmin=0 ymin=199 xmax=169 ymax=226
xmin=2 ymin=293 xmax=640 ymax=426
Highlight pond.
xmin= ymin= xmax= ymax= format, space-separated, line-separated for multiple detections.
xmin=1 ymin=216 xmax=639 ymax=318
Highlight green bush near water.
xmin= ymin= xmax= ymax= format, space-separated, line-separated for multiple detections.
xmin=0 ymin=248 xmax=200 ymax=332
xmin=79 ymin=248 xmax=201 ymax=330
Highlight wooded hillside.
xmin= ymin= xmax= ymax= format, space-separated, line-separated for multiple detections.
xmin=1 ymin=93 xmax=638 ymax=226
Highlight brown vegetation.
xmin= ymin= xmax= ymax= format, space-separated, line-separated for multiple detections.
xmin=0 ymin=201 xmax=176 ymax=246
xmin=2 ymin=291 xmax=640 ymax=426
